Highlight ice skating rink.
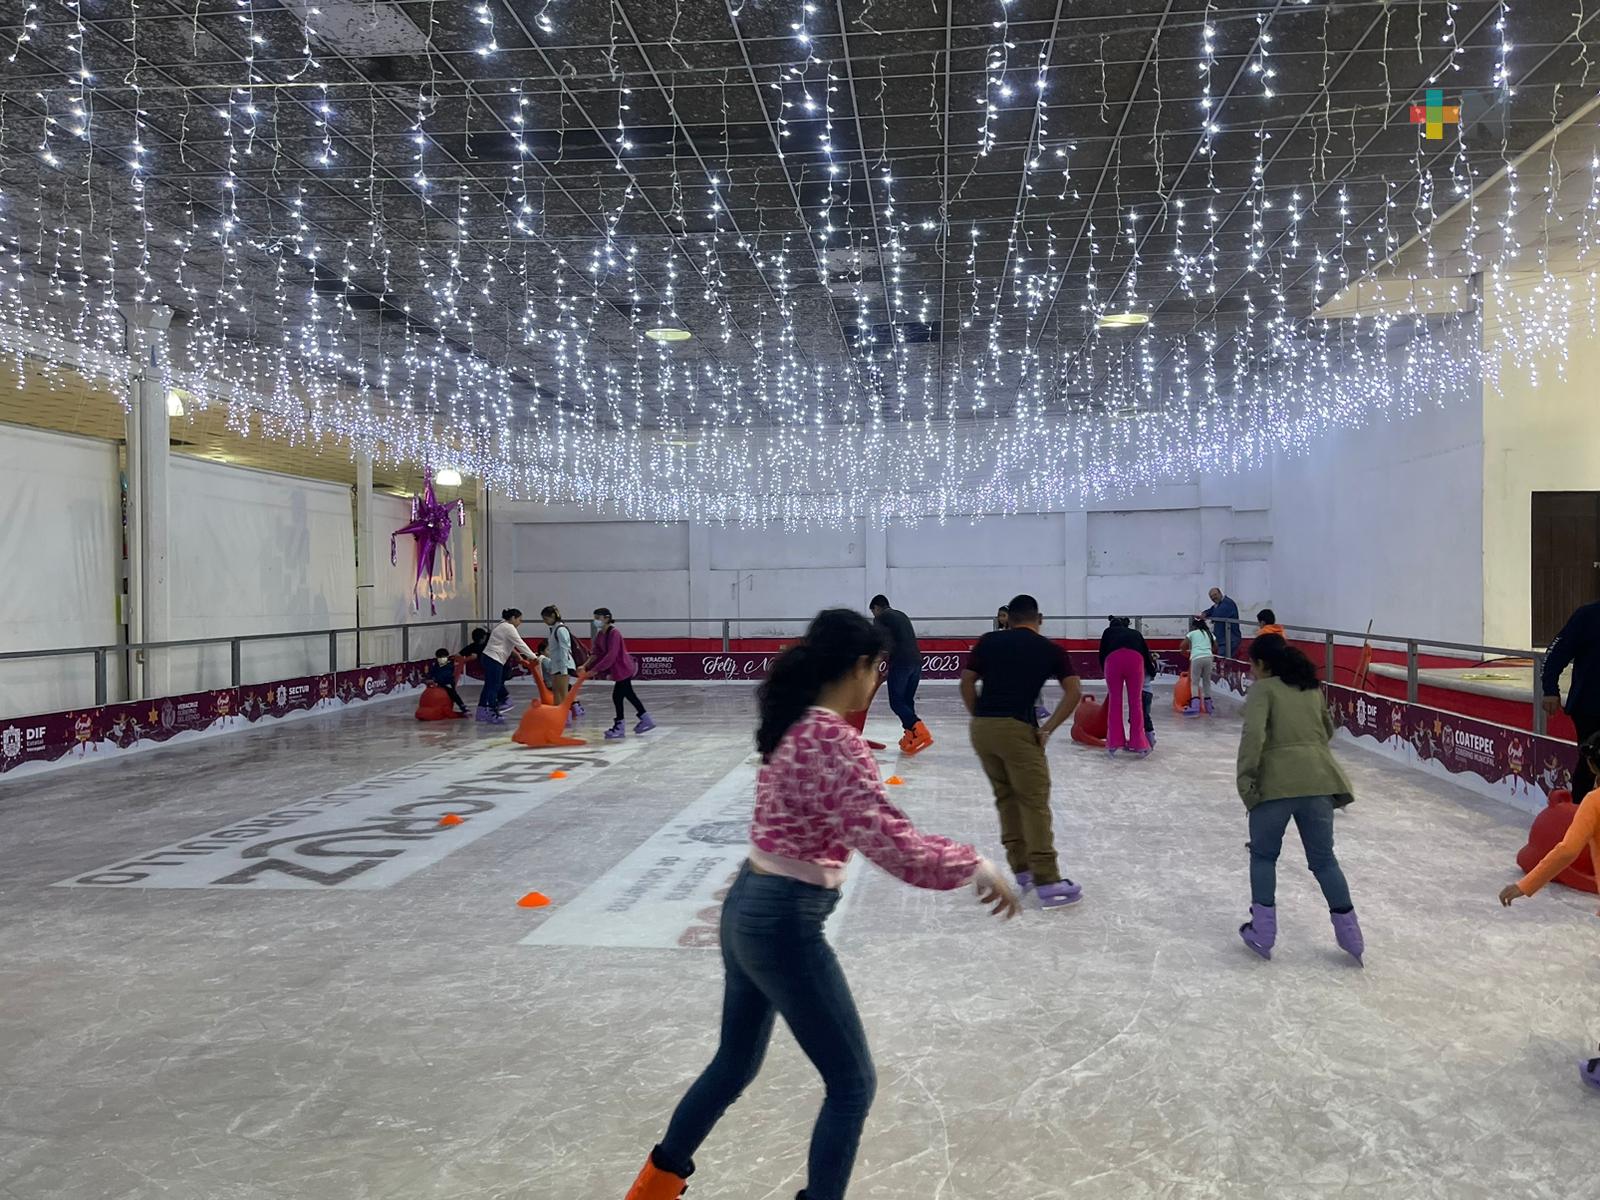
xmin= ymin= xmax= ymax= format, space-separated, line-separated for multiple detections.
xmin=1 ymin=682 xmax=1595 ymax=1200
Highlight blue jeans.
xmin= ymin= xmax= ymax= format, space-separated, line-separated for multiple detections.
xmin=1247 ymin=795 xmax=1352 ymax=910
xmin=658 ymin=865 xmax=875 ymax=1200
xmin=885 ymin=662 xmax=921 ymax=731
xmin=476 ymin=656 xmax=506 ymax=709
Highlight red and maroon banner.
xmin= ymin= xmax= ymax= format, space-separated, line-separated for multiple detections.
xmin=1325 ymin=683 xmax=1578 ymax=800
xmin=0 ymin=660 xmax=433 ymax=778
xmin=632 ymin=648 xmax=1180 ymax=684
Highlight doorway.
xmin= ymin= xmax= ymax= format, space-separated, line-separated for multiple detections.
xmin=1532 ymin=491 xmax=1600 ymax=645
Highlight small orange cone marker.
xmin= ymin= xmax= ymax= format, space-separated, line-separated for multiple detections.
xmin=885 ymin=775 xmax=905 ymax=786
xmin=517 ymin=891 xmax=551 ymax=908
xmin=550 ymin=770 xmax=568 ymax=780
xmin=438 ymin=813 xmax=465 ymax=827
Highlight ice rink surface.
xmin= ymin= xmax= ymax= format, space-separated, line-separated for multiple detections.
xmin=2 ymin=682 xmax=1596 ymax=1199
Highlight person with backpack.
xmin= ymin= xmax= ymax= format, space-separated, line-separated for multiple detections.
xmin=541 ymin=605 xmax=585 ymax=719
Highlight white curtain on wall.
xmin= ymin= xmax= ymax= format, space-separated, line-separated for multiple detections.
xmin=0 ymin=424 xmax=121 ymax=719
xmin=365 ymin=494 xmax=477 ymax=663
xmin=168 ymin=458 xmax=356 ymax=690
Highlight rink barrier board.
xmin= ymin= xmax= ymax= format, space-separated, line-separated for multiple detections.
xmin=0 ymin=651 xmax=1580 ymax=807
xmin=0 ymin=661 xmax=431 ymax=778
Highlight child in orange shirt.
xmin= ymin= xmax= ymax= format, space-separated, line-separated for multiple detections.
xmin=1255 ymin=608 xmax=1286 ymax=639
xmin=1499 ymin=731 xmax=1600 ymax=1092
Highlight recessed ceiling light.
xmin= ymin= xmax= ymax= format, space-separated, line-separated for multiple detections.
xmin=434 ymin=467 xmax=463 ymax=487
xmin=1096 ymin=312 xmax=1151 ymax=329
xmin=645 ymin=326 xmax=692 ymax=343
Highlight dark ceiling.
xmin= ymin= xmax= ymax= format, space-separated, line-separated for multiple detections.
xmin=0 ymin=0 xmax=1595 ymax=427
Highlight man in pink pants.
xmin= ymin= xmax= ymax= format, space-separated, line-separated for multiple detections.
xmin=1097 ymin=616 xmax=1155 ymax=757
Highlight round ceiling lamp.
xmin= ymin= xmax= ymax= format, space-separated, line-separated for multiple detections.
xmin=434 ymin=467 xmax=463 ymax=487
xmin=645 ymin=327 xmax=692 ymax=343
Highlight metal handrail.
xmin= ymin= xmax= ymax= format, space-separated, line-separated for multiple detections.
xmin=0 ymin=619 xmax=482 ymax=662
xmin=0 ymin=618 xmax=487 ymax=709
xmin=0 ymin=613 xmax=1562 ymax=738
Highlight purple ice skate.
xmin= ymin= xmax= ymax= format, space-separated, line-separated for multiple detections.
xmin=1582 ymin=1053 xmax=1600 ymax=1092
xmin=1239 ymin=902 xmax=1276 ymax=958
xmin=1036 ymin=879 xmax=1082 ymax=910
xmin=635 ymin=713 xmax=656 ymax=734
xmin=1330 ymin=909 xmax=1365 ymax=965
xmin=603 ymin=720 xmax=626 ymax=740
xmin=1014 ymin=869 xmax=1035 ymax=895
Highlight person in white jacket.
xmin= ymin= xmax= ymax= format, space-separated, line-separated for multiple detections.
xmin=478 ymin=608 xmax=539 ymax=724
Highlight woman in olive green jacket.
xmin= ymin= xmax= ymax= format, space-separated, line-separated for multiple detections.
xmin=1235 ymin=634 xmax=1363 ymax=964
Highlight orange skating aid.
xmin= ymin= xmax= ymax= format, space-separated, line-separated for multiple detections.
xmin=414 ymin=684 xmax=459 ymax=721
xmin=437 ymin=813 xmax=465 ymax=827
xmin=1516 ymin=790 xmax=1599 ymax=894
xmin=517 ymin=891 xmax=551 ymax=908
xmin=512 ymin=673 xmax=587 ymax=748
xmin=1172 ymin=674 xmax=1192 ymax=712
xmin=844 ymin=708 xmax=887 ymax=751
xmin=1071 ymin=696 xmax=1108 ymax=747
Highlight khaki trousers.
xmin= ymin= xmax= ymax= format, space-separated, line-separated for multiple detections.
xmin=969 ymin=717 xmax=1060 ymax=884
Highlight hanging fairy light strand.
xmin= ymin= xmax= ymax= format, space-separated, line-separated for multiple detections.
xmin=0 ymin=0 xmax=1595 ymax=527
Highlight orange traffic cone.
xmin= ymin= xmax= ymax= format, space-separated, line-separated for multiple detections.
xmin=886 ymin=775 xmax=905 ymax=786
xmin=550 ymin=770 xmax=568 ymax=780
xmin=513 ymin=672 xmax=587 ymax=748
xmin=517 ymin=891 xmax=551 ymax=908
xmin=438 ymin=813 xmax=465 ymax=827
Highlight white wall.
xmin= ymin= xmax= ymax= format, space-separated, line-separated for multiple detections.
xmin=1268 ymin=325 xmax=1486 ymax=646
xmin=490 ymin=479 xmax=1270 ymax=641
xmin=166 ymin=459 xmax=357 ymax=690
xmin=1482 ymin=273 xmax=1600 ymax=648
xmin=0 ymin=424 xmax=122 ymax=718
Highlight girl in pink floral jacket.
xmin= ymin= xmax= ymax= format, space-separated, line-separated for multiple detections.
xmin=625 ymin=608 xmax=1017 ymax=1200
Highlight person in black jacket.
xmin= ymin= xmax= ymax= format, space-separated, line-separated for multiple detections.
xmin=1098 ymin=617 xmax=1158 ymax=756
xmin=1543 ymin=599 xmax=1600 ymax=801
xmin=870 ymin=595 xmax=931 ymax=754
xmin=427 ymin=648 xmax=469 ymax=715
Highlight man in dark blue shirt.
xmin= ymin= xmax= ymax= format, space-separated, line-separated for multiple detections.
xmin=1203 ymin=587 xmax=1242 ymax=659
xmin=870 ymin=594 xmax=931 ymax=754
xmin=1543 ymin=599 xmax=1600 ymax=801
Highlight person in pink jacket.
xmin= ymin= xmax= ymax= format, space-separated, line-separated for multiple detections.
xmin=623 ymin=608 xmax=1018 ymax=1200
xmin=582 ymin=607 xmax=653 ymax=738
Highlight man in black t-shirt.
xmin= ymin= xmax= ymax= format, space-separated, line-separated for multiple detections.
xmin=870 ymin=594 xmax=931 ymax=754
xmin=962 ymin=593 xmax=1084 ymax=911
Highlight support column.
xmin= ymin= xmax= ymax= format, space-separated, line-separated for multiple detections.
xmin=863 ymin=522 xmax=889 ymax=610
xmin=354 ymin=451 xmax=375 ymax=666
xmin=477 ymin=482 xmax=494 ymax=621
xmin=1062 ymin=511 xmax=1090 ymax=638
xmin=121 ymin=302 xmax=173 ymax=699
xmin=687 ymin=519 xmax=713 ymax=640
